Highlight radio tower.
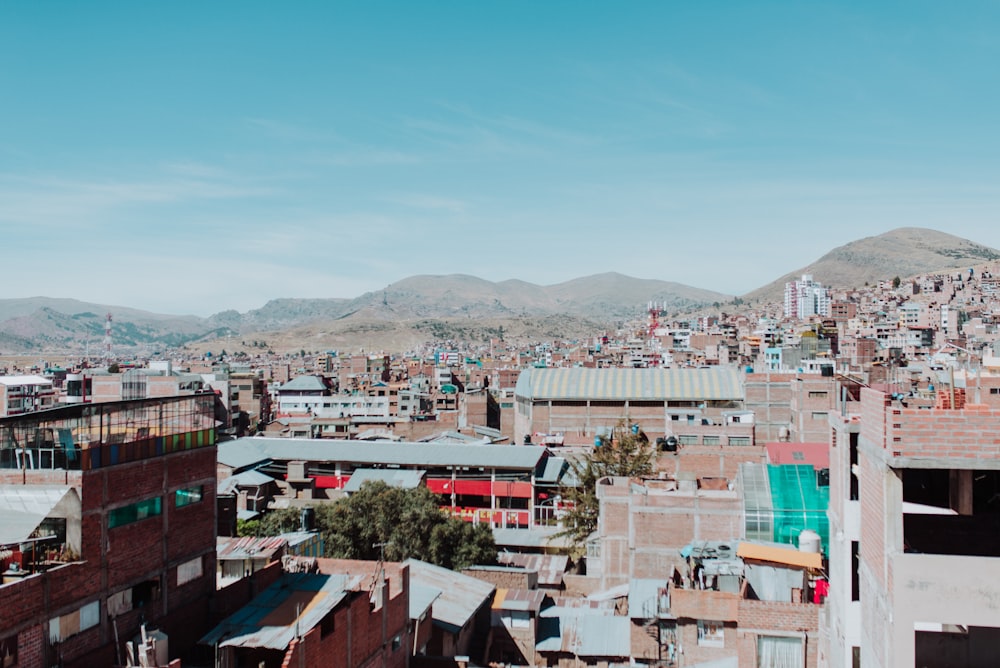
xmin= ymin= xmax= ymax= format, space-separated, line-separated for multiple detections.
xmin=647 ymin=301 xmax=661 ymax=339
xmin=103 ymin=313 xmax=113 ymax=363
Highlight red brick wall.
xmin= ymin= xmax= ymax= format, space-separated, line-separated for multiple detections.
xmin=0 ymin=441 xmax=218 ymax=668
xmin=280 ymin=580 xmax=410 ymax=668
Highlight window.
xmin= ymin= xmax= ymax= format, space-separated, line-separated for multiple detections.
xmin=811 ymin=412 xmax=828 ymax=420
xmin=0 ymin=634 xmax=17 ymax=668
xmin=808 ymin=391 xmax=828 ymax=398
xmin=851 ymin=542 xmax=860 ymax=602
xmin=175 ymin=486 xmax=203 ymax=508
xmin=702 ymin=436 xmax=720 ymax=446
xmin=697 ymin=620 xmax=725 ymax=647
xmin=677 ymin=435 xmax=698 ymax=446
xmin=49 ymin=601 xmax=100 ymax=643
xmin=177 ymin=556 xmax=203 ymax=586
xmin=108 ymin=497 xmax=162 ymax=528
xmin=320 ymin=611 xmax=335 ymax=638
xmin=132 ymin=579 xmax=161 ymax=608
xmin=991 ymin=388 xmax=1000 ymax=395
xmin=757 ymin=635 xmax=803 ymax=667
xmin=391 ymin=634 xmax=402 ymax=651
xmin=729 ymin=437 xmax=751 ymax=447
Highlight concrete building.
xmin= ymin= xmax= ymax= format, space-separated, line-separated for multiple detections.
xmin=827 ymin=387 xmax=1000 ymax=667
xmin=0 ymin=375 xmax=57 ymax=416
xmin=785 ymin=275 xmax=831 ymax=321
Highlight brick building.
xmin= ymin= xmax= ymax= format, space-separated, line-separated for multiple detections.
xmin=202 ymin=560 xmax=410 ymax=668
xmin=0 ymin=395 xmax=217 ymax=668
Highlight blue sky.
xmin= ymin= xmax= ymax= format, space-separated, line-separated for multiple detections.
xmin=2 ymin=2 xmax=999 ymax=316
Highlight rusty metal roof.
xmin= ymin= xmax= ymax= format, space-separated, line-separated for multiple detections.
xmin=496 ymin=552 xmax=569 ymax=587
xmin=216 ymin=536 xmax=287 ymax=561
xmin=492 ymin=588 xmax=546 ymax=612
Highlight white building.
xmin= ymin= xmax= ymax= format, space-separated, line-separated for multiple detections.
xmin=784 ymin=274 xmax=831 ymax=320
xmin=0 ymin=375 xmax=57 ymax=416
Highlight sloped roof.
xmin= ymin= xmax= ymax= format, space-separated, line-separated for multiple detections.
xmin=278 ymin=376 xmax=328 ymax=392
xmin=404 ymin=559 xmax=495 ymax=633
xmin=343 ymin=468 xmax=425 ymax=492
xmin=496 ymin=553 xmax=569 ymax=587
xmin=736 ymin=541 xmax=822 ymax=570
xmin=515 ymin=367 xmax=743 ymax=402
xmin=536 ymin=614 xmax=630 ymax=657
xmin=200 ymin=573 xmax=353 ymax=650
xmin=219 ymin=437 xmax=548 ymax=471
xmin=0 ymin=486 xmax=78 ymax=545
xmin=217 ymin=536 xmax=288 ymax=561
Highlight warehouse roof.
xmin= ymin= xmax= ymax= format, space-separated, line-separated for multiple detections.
xmin=219 ymin=437 xmax=548 ymax=471
xmin=514 ymin=367 xmax=743 ymax=402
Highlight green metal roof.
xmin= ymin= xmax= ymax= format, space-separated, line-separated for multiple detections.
xmin=514 ymin=367 xmax=743 ymax=402
xmin=766 ymin=464 xmax=830 ymax=555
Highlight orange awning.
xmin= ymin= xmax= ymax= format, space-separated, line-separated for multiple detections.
xmin=736 ymin=542 xmax=822 ymax=570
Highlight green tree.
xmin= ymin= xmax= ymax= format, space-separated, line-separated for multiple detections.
xmin=312 ymin=481 xmax=497 ymax=569
xmin=892 ymin=276 xmax=901 ymax=289
xmin=557 ymin=419 xmax=655 ymax=549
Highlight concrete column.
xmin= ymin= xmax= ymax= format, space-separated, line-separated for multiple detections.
xmin=949 ymin=469 xmax=974 ymax=516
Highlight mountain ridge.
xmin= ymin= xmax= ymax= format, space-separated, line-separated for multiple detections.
xmin=2 ymin=228 xmax=998 ymax=354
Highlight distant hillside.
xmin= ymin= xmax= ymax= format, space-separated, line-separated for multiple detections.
xmin=0 ymin=274 xmax=730 ymax=354
xmin=744 ymin=227 xmax=1000 ymax=302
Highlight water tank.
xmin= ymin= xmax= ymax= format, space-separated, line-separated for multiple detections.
xmin=798 ymin=529 xmax=822 ymax=554
xmin=664 ymin=436 xmax=678 ymax=452
xmin=745 ymin=366 xmax=754 ymax=374
xmin=300 ymin=507 xmax=315 ymax=532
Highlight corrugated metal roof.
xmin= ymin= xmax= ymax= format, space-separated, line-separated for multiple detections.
xmin=219 ymin=438 xmax=548 ymax=471
xmin=343 ymin=468 xmax=425 ymax=492
xmin=278 ymin=376 xmax=329 ymax=392
xmin=409 ymin=582 xmax=442 ymax=620
xmin=536 ymin=613 xmax=630 ymax=657
xmin=492 ymin=588 xmax=546 ymax=612
xmin=229 ymin=470 xmax=276 ymax=487
xmin=217 ymin=536 xmax=288 ymax=561
xmin=404 ymin=559 xmax=495 ymax=633
xmin=536 ymin=457 xmax=567 ymax=484
xmin=493 ymin=527 xmax=574 ymax=550
xmin=200 ymin=573 xmax=353 ymax=649
xmin=515 ymin=367 xmax=743 ymax=402
xmin=0 ymin=485 xmax=78 ymax=545
xmin=628 ymin=578 xmax=667 ymax=619
xmin=736 ymin=541 xmax=822 ymax=570
xmin=496 ymin=553 xmax=569 ymax=587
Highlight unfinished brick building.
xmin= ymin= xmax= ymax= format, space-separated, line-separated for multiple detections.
xmin=828 ymin=387 xmax=1000 ymax=667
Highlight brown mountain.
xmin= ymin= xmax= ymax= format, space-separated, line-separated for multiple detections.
xmin=0 ymin=274 xmax=730 ymax=354
xmin=744 ymin=227 xmax=1000 ymax=302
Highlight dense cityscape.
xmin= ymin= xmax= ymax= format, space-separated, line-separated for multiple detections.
xmin=3 ymin=256 xmax=1000 ymax=667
